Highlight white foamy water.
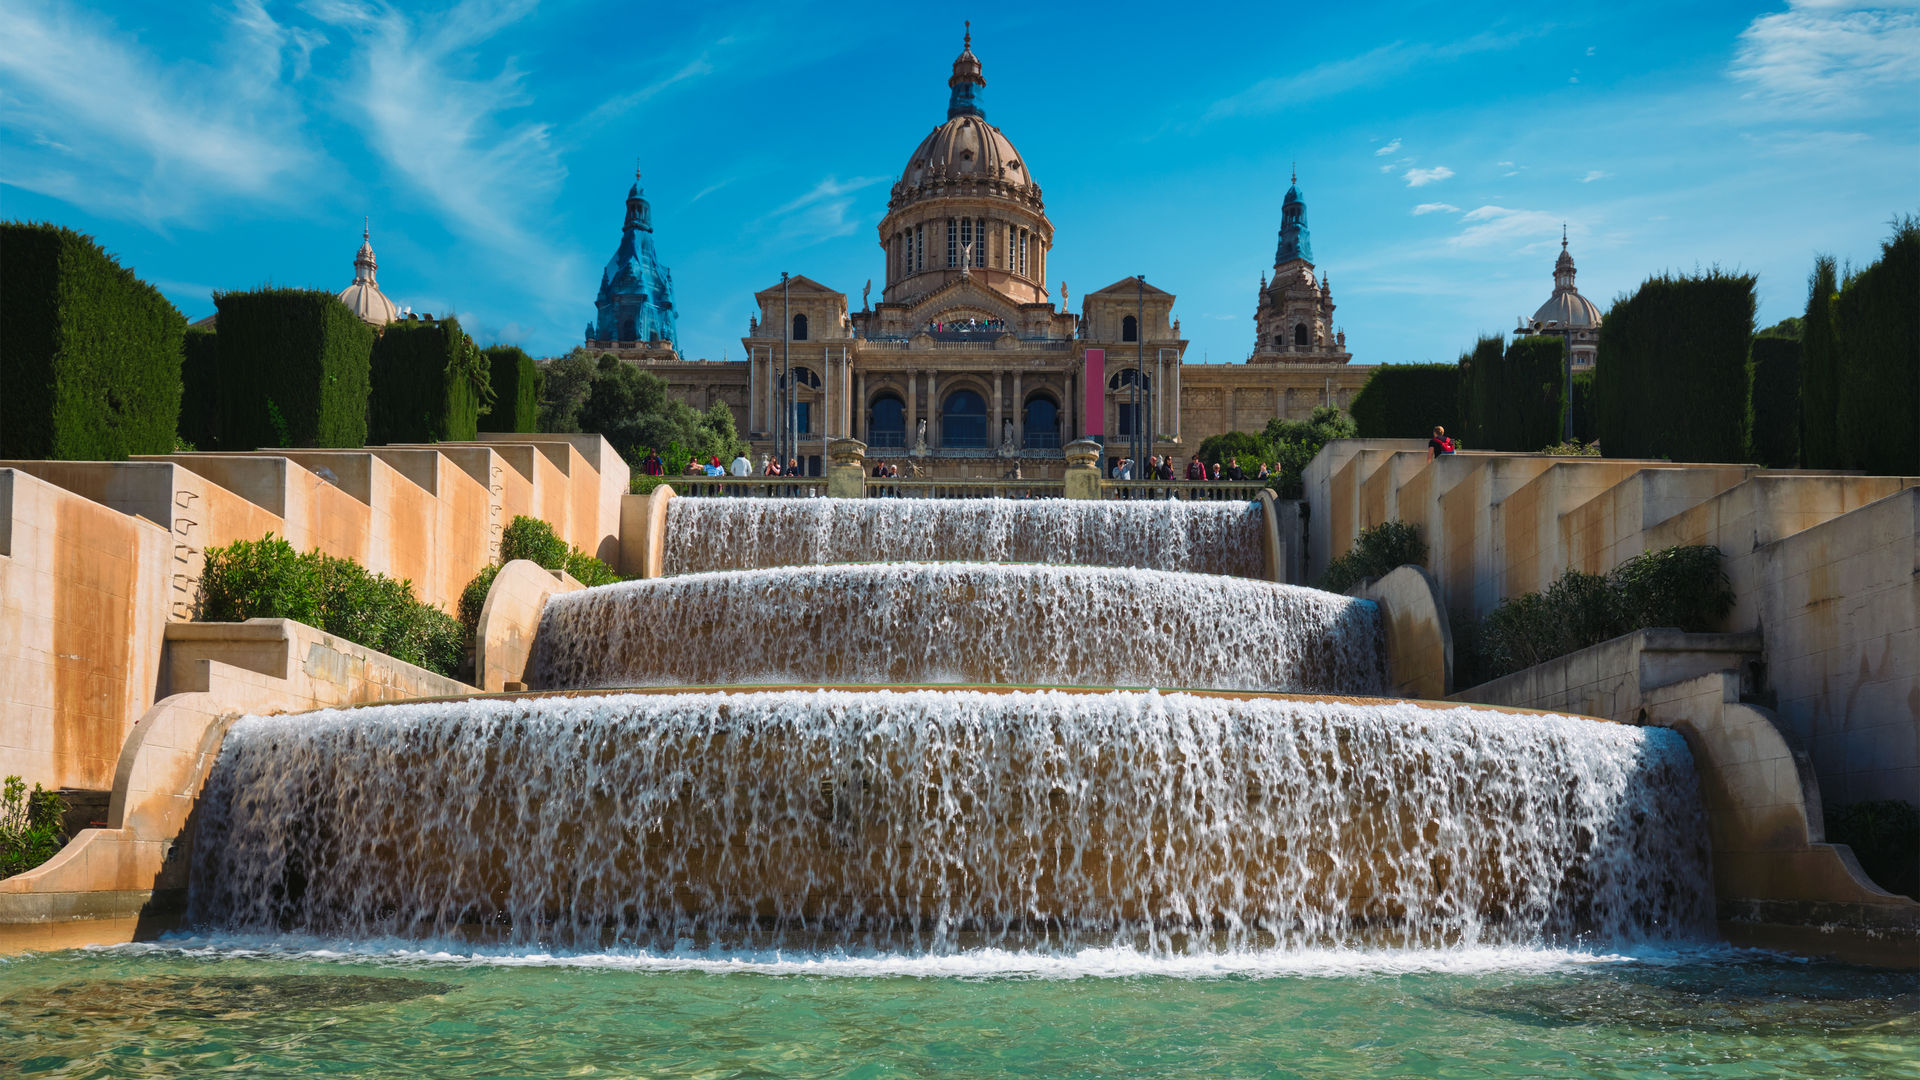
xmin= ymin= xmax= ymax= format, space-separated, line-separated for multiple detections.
xmin=188 ymin=689 xmax=1711 ymax=953
xmin=530 ymin=563 xmax=1384 ymax=693
xmin=662 ymin=497 xmax=1267 ymax=579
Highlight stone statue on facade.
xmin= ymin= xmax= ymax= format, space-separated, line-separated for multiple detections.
xmin=913 ymin=417 xmax=929 ymax=455
xmin=960 ymin=242 xmax=973 ymax=279
xmin=999 ymin=417 xmax=1016 ymax=456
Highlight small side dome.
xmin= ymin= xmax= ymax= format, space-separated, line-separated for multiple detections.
xmin=337 ymin=220 xmax=399 ymax=327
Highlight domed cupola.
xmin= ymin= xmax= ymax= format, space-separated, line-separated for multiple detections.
xmin=337 ymin=218 xmax=400 ymax=327
xmin=878 ymin=24 xmax=1055 ymax=308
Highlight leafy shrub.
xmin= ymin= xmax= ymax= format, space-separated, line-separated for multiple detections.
xmin=1471 ymin=544 xmax=1732 ymax=682
xmin=500 ymin=516 xmax=622 ymax=586
xmin=1 ymin=776 xmax=68 ymax=878
xmin=1263 ymin=406 xmax=1356 ymax=499
xmin=369 ymin=318 xmax=492 ymax=444
xmin=1541 ymin=440 xmax=1601 ymax=456
xmin=198 ymin=536 xmax=463 ymax=678
xmin=457 ymin=562 xmax=503 ymax=647
xmin=214 ymin=288 xmax=374 ymax=450
xmin=1826 ymin=799 xmax=1918 ymax=900
xmin=478 ymin=345 xmax=540 ymax=433
xmin=1318 ymin=520 xmax=1427 ymax=594
xmin=1350 ymin=363 xmax=1460 ymax=439
xmin=1595 ymin=270 xmax=1756 ymax=464
xmin=0 ymin=222 xmax=186 ymax=461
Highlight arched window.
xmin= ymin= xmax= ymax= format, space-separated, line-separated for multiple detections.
xmin=941 ymin=388 xmax=988 ymax=448
xmin=1023 ymin=394 xmax=1060 ymax=449
xmin=867 ymin=393 xmax=906 ymax=448
xmin=790 ymin=366 xmax=821 ymax=389
xmin=793 ymin=313 xmax=809 ymax=340
xmin=1273 ymin=333 xmax=1284 ymax=347
xmin=1107 ymin=369 xmax=1149 ymax=392
xmin=1122 ymin=315 xmax=1138 ymax=342
xmin=1293 ymin=322 xmax=1308 ymax=347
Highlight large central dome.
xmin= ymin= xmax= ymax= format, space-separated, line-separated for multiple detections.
xmin=878 ymin=27 xmax=1053 ymax=308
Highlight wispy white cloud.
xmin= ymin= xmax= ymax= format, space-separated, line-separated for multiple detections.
xmin=1404 ymin=166 xmax=1454 ymax=187
xmin=1206 ymin=30 xmax=1540 ymax=118
xmin=759 ymin=174 xmax=886 ymax=247
xmin=689 ymin=177 xmax=736 ymax=204
xmin=1578 ymin=170 xmax=1611 ymax=183
xmin=1449 ymin=205 xmax=1566 ymax=249
xmin=310 ymin=0 xmax=577 ymax=310
xmin=1375 ymin=138 xmax=1402 ymax=156
xmin=1412 ymin=202 xmax=1461 ymax=215
xmin=1379 ymin=163 xmax=1397 ymax=174
xmin=569 ymin=54 xmax=718 ymax=138
xmin=0 ymin=1 xmax=321 ymax=224
xmin=1730 ymin=1 xmax=1920 ymax=109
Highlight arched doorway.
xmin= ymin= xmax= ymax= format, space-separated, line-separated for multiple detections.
xmin=1023 ymin=394 xmax=1060 ymax=449
xmin=941 ymin=389 xmax=987 ymax=448
xmin=867 ymin=392 xmax=906 ymax=449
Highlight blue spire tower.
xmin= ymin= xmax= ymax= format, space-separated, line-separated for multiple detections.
xmin=948 ymin=21 xmax=985 ymax=119
xmin=1275 ymin=167 xmax=1313 ymax=267
xmin=588 ymin=168 xmax=679 ymax=349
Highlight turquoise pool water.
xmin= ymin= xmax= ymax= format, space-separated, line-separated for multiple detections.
xmin=3 ymin=941 xmax=1912 ymax=1078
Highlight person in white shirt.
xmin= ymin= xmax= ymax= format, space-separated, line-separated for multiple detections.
xmin=729 ymin=453 xmax=751 ymax=477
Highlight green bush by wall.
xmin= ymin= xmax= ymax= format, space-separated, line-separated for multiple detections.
xmin=1747 ymin=334 xmax=1802 ymax=468
xmin=1594 ymin=271 xmax=1756 ymax=463
xmin=0 ymin=222 xmax=186 ymax=460
xmin=198 ymin=535 xmax=463 ymax=678
xmin=1471 ymin=544 xmax=1733 ymax=682
xmin=1831 ymin=218 xmax=1919 ymax=475
xmin=478 ymin=345 xmax=540 ymax=433
xmin=369 ymin=318 xmax=491 ymax=444
xmin=214 ymin=288 xmax=374 ymax=450
xmin=455 ymin=515 xmax=623 ymax=648
xmin=1317 ymin=520 xmax=1427 ymax=594
xmin=0 ymin=776 xmax=67 ymax=879
xmin=1349 ymin=364 xmax=1460 ymax=439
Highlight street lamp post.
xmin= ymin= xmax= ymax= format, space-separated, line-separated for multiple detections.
xmin=781 ymin=272 xmax=791 ymax=471
xmin=1135 ymin=274 xmax=1146 ymax=475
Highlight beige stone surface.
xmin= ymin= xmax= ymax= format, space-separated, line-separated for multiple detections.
xmin=1350 ymin=565 xmax=1452 ymax=699
xmin=476 ymin=560 xmax=584 ymax=692
xmin=618 ymin=485 xmax=676 ymax=579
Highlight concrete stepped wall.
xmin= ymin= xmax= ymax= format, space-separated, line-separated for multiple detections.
xmin=0 ymin=436 xmax=624 ymax=795
xmin=1306 ymin=438 xmax=1920 ymax=814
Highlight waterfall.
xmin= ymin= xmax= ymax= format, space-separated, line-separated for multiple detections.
xmin=661 ymin=497 xmax=1267 ymax=579
xmin=530 ymin=563 xmax=1384 ymax=694
xmin=188 ymin=689 xmax=1712 ymax=952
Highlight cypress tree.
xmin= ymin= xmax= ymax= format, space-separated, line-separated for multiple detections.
xmin=1799 ymin=256 xmax=1840 ymax=468
xmin=1595 ymin=271 xmax=1755 ymax=462
xmin=1832 ymin=218 xmax=1919 ymax=474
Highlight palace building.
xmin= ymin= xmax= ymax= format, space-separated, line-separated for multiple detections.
xmin=594 ymin=29 xmax=1371 ymax=476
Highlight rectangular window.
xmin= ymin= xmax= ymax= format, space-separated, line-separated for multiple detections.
xmin=1018 ymin=230 xmax=1029 ymax=277
xmin=975 ymin=220 xmax=986 ymax=267
xmin=947 ymin=219 xmax=957 ymax=267
xmin=1117 ymin=402 xmax=1139 ymax=437
xmin=793 ymin=401 xmax=811 ymax=435
xmin=1007 ymin=224 xmax=1014 ymax=268
xmin=913 ymin=225 xmax=923 ymax=271
xmin=960 ymin=218 xmax=972 ymax=261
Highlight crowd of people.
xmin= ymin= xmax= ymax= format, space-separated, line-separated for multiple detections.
xmin=1107 ymin=453 xmax=1270 ymax=499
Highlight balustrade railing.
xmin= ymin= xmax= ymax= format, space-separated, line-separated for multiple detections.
xmin=651 ymin=476 xmax=825 ymax=498
xmin=876 ymin=478 xmax=1067 ymax=500
xmin=1099 ymin=480 xmax=1270 ymax=502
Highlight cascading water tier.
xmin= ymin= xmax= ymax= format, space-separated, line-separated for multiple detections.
xmin=530 ymin=562 xmax=1383 ymax=693
xmin=661 ymin=497 xmax=1268 ymax=578
xmin=188 ymin=689 xmax=1711 ymax=952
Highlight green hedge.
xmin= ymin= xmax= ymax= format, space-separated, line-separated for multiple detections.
xmin=214 ymin=288 xmax=373 ymax=450
xmin=0 ymin=222 xmax=185 ymax=460
xmin=1474 ymin=544 xmax=1732 ymax=682
xmin=1349 ymin=364 xmax=1459 ymax=439
xmin=1832 ymin=218 xmax=1919 ymax=475
xmin=1455 ymin=336 xmax=1506 ymax=450
xmin=1317 ymin=520 xmax=1427 ymax=594
xmin=1595 ymin=271 xmax=1755 ymax=463
xmin=455 ymin=516 xmax=622 ymax=647
xmin=1569 ymin=371 xmax=1596 ymax=444
xmin=369 ymin=318 xmax=491 ymax=444
xmin=1799 ymin=257 xmax=1840 ymax=468
xmin=1747 ymin=335 xmax=1801 ymax=467
xmin=478 ymin=345 xmax=539 ymax=433
xmin=198 ymin=535 xmax=463 ymax=678
xmin=1504 ymin=335 xmax=1568 ymax=451
xmin=178 ymin=326 xmax=221 ymax=450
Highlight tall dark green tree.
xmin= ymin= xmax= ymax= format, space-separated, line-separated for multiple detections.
xmin=1832 ymin=217 xmax=1919 ymax=475
xmin=1503 ymin=335 xmax=1567 ymax=451
xmin=1799 ymin=256 xmax=1840 ymax=468
xmin=1455 ymin=335 xmax=1507 ymax=449
xmin=1349 ymin=364 xmax=1459 ymax=439
xmin=478 ymin=345 xmax=540 ymax=433
xmin=1748 ymin=334 xmax=1802 ymax=468
xmin=1594 ymin=271 xmax=1756 ymax=463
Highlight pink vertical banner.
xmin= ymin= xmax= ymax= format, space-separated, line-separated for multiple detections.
xmin=1083 ymin=348 xmax=1104 ymax=437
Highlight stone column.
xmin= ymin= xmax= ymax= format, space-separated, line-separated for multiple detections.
xmin=992 ymin=369 xmax=1003 ymax=447
xmin=1064 ymin=371 xmax=1075 ymax=438
xmin=906 ymin=371 xmax=918 ymax=443
xmin=1155 ymin=349 xmax=1165 ymax=437
xmin=926 ymin=369 xmax=939 ymax=448
xmin=856 ymin=369 xmax=867 ymax=440
xmin=1012 ymin=370 xmax=1024 ymax=447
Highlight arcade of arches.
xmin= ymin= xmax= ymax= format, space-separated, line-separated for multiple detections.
xmin=594 ymin=31 xmax=1369 ymax=476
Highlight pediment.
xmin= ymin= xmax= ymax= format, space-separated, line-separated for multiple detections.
xmin=904 ymin=278 xmax=1021 ymax=326
xmin=1085 ymin=277 xmax=1175 ymax=299
xmin=754 ymin=274 xmax=844 ymax=300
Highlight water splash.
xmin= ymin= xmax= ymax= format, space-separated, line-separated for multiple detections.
xmin=189 ymin=690 xmax=1712 ymax=953
xmin=662 ymin=498 xmax=1267 ymax=579
xmin=530 ymin=563 xmax=1383 ymax=694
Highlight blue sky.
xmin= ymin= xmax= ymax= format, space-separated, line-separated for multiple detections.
xmin=3 ymin=1 xmax=1915 ymax=368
